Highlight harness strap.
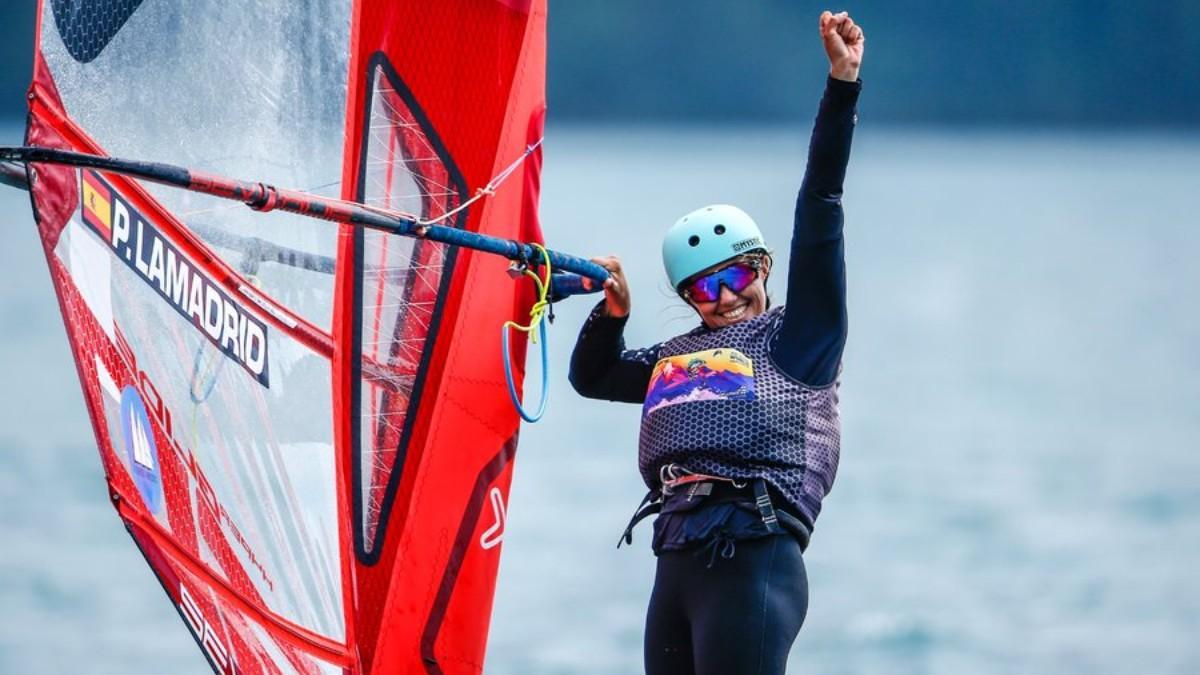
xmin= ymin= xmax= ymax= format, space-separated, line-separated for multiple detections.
xmin=775 ymin=508 xmax=812 ymax=552
xmin=619 ymin=478 xmax=793 ymax=548
xmin=752 ymin=479 xmax=784 ymax=535
xmin=618 ymin=488 xmax=662 ymax=548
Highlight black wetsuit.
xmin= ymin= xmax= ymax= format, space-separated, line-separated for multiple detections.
xmin=570 ymin=76 xmax=859 ymax=675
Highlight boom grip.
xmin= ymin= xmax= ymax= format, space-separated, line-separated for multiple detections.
xmin=548 ymin=272 xmax=602 ymax=301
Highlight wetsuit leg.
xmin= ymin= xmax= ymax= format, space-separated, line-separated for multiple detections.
xmin=644 ymin=553 xmax=696 ymax=675
xmin=686 ymin=536 xmax=808 ymax=675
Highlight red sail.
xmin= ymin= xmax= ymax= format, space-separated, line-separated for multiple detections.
xmin=24 ymin=0 xmax=546 ymax=672
xmin=334 ymin=0 xmax=546 ymax=672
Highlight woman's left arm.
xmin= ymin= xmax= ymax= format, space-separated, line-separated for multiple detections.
xmin=773 ymin=12 xmax=864 ymax=386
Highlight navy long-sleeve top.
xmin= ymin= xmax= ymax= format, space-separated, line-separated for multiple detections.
xmin=570 ymin=76 xmax=859 ymax=396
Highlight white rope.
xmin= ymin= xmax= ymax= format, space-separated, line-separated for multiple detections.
xmin=178 ymin=138 xmax=543 ymax=233
xmin=416 ymin=137 xmax=543 ymax=227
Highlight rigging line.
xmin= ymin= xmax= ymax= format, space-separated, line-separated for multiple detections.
xmin=416 ymin=137 xmax=544 ymax=226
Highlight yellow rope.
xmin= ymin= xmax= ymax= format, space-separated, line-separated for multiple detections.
xmin=502 ymin=243 xmax=552 ymax=344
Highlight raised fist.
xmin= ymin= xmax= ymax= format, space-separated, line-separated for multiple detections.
xmin=820 ymin=11 xmax=864 ymax=82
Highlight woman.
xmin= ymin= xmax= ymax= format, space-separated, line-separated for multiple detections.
xmin=568 ymin=10 xmax=864 ymax=675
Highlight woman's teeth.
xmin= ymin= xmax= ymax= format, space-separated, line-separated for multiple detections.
xmin=720 ymin=304 xmax=747 ymax=320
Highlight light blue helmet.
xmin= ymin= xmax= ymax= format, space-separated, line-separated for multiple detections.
xmin=662 ymin=204 xmax=767 ymax=289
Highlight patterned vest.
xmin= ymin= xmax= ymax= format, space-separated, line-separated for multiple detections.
xmin=638 ymin=306 xmax=841 ymax=526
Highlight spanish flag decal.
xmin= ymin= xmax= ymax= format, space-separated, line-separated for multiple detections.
xmin=81 ymin=170 xmax=112 ymax=241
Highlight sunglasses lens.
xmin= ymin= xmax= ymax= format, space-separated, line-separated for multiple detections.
xmin=686 ymin=275 xmax=721 ymax=302
xmin=722 ymin=264 xmax=756 ymax=292
xmin=685 ymin=262 xmax=757 ymax=302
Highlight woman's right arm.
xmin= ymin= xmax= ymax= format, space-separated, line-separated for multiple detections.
xmin=569 ymin=304 xmax=659 ymax=403
xmin=568 ymin=255 xmax=658 ymax=403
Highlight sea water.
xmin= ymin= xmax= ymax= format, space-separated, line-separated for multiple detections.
xmin=2 ymin=122 xmax=1198 ymax=674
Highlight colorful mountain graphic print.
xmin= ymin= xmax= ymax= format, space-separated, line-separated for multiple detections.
xmin=643 ymin=348 xmax=756 ymax=415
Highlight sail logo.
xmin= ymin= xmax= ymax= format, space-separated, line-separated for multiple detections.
xmin=128 ymin=407 xmax=154 ymax=469
xmin=115 ymin=329 xmax=275 ymax=591
xmin=479 ymin=487 xmax=506 ymax=550
xmin=119 ymin=386 xmax=163 ymax=514
xmin=180 ymin=585 xmax=232 ymax=673
xmin=79 ymin=170 xmax=270 ymax=387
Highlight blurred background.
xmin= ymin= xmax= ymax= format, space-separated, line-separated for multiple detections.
xmin=2 ymin=2 xmax=1199 ymax=674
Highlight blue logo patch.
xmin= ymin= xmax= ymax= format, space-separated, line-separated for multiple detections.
xmin=120 ymin=386 xmax=164 ymax=514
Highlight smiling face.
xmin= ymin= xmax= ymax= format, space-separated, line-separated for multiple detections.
xmin=682 ymin=255 xmax=771 ymax=329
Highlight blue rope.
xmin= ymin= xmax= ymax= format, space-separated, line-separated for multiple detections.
xmin=502 ymin=318 xmax=549 ymax=423
xmin=502 ymin=245 xmax=554 ymax=422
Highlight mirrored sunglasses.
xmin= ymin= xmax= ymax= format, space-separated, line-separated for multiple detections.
xmin=682 ymin=261 xmax=760 ymax=303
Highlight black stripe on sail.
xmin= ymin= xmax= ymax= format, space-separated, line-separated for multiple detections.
xmin=420 ymin=438 xmax=517 ymax=674
xmin=350 ymin=52 xmax=469 ymax=565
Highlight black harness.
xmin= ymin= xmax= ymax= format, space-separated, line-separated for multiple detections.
xmin=619 ymin=478 xmax=811 ymax=552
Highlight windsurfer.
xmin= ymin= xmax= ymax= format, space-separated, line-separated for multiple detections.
xmin=569 ymin=10 xmax=864 ymax=674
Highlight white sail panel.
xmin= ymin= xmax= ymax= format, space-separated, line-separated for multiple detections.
xmin=51 ymin=183 xmax=344 ymax=641
xmin=39 ymin=0 xmax=350 ymax=331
